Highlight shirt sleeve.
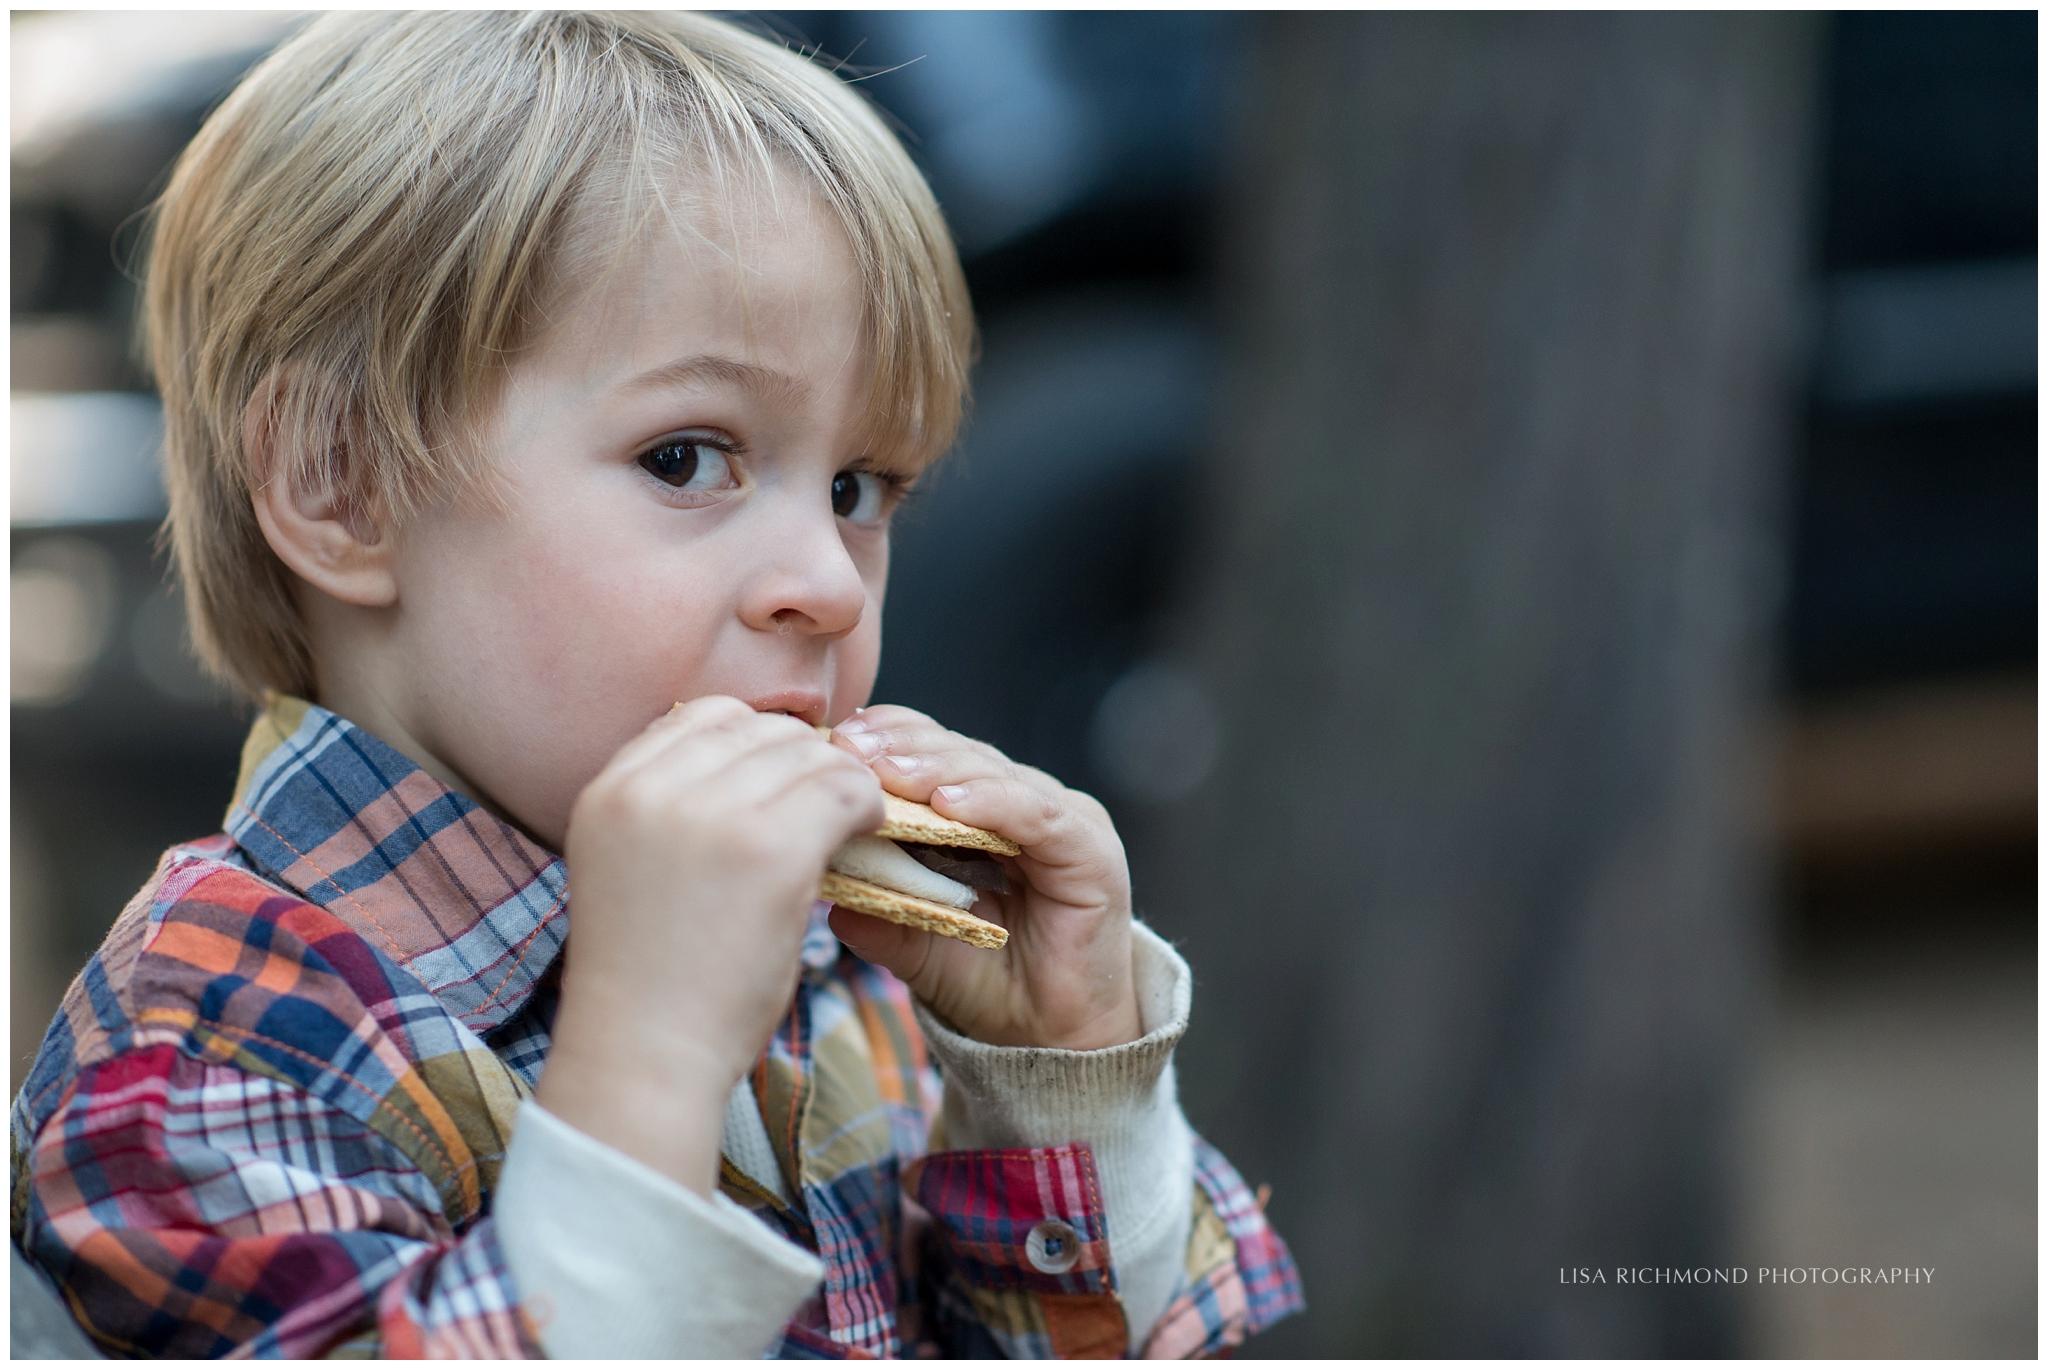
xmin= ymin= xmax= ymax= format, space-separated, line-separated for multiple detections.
xmin=914 ymin=921 xmax=1195 ymax=1353
xmin=494 ymin=1098 xmax=824 ymax=1357
xmin=909 ymin=922 xmax=1304 ymax=1357
xmin=16 ymin=1045 xmax=537 ymax=1358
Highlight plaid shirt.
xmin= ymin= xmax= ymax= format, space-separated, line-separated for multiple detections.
xmin=12 ymin=697 xmax=1301 ymax=1358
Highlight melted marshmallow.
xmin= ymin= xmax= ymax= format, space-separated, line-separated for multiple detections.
xmin=827 ymin=836 xmax=978 ymax=910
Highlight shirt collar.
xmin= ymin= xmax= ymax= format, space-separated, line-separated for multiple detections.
xmin=224 ymin=693 xmax=568 ymax=1036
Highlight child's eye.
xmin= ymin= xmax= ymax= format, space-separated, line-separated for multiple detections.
xmin=639 ymin=439 xmax=736 ymax=492
xmin=831 ymin=470 xmax=890 ymax=525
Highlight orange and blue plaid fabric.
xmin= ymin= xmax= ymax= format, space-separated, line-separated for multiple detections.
xmin=11 ymin=696 xmax=1301 ymax=1358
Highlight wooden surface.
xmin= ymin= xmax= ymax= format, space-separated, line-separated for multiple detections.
xmin=1129 ymin=13 xmax=1821 ymax=1355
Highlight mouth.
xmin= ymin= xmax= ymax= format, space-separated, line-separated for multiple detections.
xmin=747 ymin=690 xmax=828 ymax=728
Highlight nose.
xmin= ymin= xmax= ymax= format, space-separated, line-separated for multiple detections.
xmin=735 ymin=497 xmax=869 ymax=639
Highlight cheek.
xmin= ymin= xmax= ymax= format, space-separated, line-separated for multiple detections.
xmin=833 ymin=555 xmax=888 ymax=713
xmin=494 ymin=532 xmax=728 ymax=711
xmin=834 ymin=619 xmax=882 ymax=714
xmin=401 ymin=511 xmax=731 ymax=839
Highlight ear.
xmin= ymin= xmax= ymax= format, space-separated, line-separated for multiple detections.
xmin=245 ymin=377 xmax=398 ymax=609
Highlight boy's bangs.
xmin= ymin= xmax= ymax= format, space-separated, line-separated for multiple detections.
xmin=850 ymin=297 xmax=971 ymax=481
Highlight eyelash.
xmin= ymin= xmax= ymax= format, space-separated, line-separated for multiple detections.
xmin=643 ymin=432 xmax=741 ymax=461
xmin=855 ymin=468 xmax=921 ymax=524
xmin=859 ymin=468 xmax=915 ymax=498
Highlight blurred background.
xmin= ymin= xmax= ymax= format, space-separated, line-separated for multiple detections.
xmin=10 ymin=10 xmax=2035 ymax=1358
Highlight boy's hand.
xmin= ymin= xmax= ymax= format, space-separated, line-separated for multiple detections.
xmin=828 ymin=706 xmax=1142 ymax=1053
xmin=537 ymin=697 xmax=883 ymax=1196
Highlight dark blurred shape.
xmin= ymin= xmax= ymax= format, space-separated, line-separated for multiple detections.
xmin=1785 ymin=398 xmax=2035 ymax=693
xmin=1819 ymin=11 xmax=2035 ymax=271
xmin=1818 ymin=258 xmax=2035 ymax=407
xmin=1785 ymin=11 xmax=2036 ymax=696
xmin=1133 ymin=13 xmax=1820 ymax=1356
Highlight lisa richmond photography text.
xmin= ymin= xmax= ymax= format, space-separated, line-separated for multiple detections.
xmin=1562 ymin=1268 xmax=1935 ymax=1286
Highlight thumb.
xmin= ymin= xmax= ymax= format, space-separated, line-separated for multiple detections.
xmin=827 ymin=906 xmax=935 ymax=985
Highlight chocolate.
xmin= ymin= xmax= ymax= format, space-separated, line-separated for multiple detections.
xmin=899 ymin=842 xmax=1013 ymax=895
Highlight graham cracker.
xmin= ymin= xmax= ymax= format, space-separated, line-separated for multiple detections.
xmin=818 ymin=871 xmax=1009 ymax=949
xmin=875 ymin=792 xmax=1022 ymax=857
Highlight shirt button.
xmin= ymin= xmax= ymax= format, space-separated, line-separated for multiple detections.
xmin=1026 ymin=1219 xmax=1082 ymax=1274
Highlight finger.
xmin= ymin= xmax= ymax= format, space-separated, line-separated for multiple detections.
xmin=828 ymin=707 xmax=929 ymax=766
xmin=831 ymin=710 xmax=1009 ymax=773
xmin=752 ymin=748 xmax=886 ymax=844
xmin=682 ymin=699 xmax=818 ymax=757
xmin=835 ymin=725 xmax=1023 ymax=798
xmin=588 ymin=718 xmax=859 ymax=851
xmin=877 ymin=738 xmax=1044 ymax=797
xmin=835 ymin=711 xmax=992 ymax=761
xmin=826 ymin=905 xmax=935 ymax=985
xmin=639 ymin=721 xmax=872 ymax=820
xmin=835 ymin=703 xmax=936 ymax=735
xmin=926 ymin=772 xmax=1102 ymax=857
xmin=600 ymin=694 xmax=752 ymax=774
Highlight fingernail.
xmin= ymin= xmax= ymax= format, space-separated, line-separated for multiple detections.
xmin=934 ymin=783 xmax=969 ymax=805
xmin=881 ymin=753 xmax=924 ymax=776
xmin=836 ymin=714 xmax=869 ymax=734
xmin=841 ymin=729 xmax=882 ymax=758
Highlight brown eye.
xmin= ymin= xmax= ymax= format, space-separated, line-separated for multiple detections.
xmin=832 ymin=470 xmax=885 ymax=522
xmin=640 ymin=441 xmax=732 ymax=490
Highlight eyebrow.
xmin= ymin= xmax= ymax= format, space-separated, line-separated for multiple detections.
xmin=619 ymin=353 xmax=813 ymax=406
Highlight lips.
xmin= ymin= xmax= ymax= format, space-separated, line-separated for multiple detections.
xmin=745 ymin=690 xmax=827 ymax=726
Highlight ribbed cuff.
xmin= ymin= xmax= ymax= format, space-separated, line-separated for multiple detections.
xmin=496 ymin=1098 xmax=823 ymax=1358
xmin=914 ymin=921 xmax=1197 ymax=1349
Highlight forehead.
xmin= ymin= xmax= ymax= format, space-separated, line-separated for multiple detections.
xmin=512 ymin=170 xmax=864 ymax=409
xmin=575 ymin=168 xmax=853 ymax=354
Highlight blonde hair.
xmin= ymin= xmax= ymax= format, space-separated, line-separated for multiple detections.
xmin=144 ymin=10 xmax=974 ymax=700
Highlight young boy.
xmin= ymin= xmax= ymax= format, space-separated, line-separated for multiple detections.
xmin=10 ymin=11 xmax=1300 ymax=1358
